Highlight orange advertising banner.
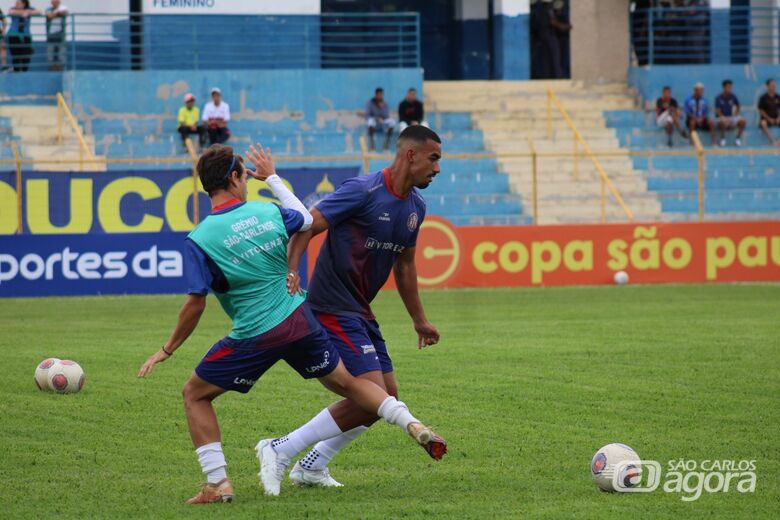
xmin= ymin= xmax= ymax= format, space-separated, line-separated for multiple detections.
xmin=307 ymin=218 xmax=780 ymax=288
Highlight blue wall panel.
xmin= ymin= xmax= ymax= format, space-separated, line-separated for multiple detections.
xmin=629 ymin=65 xmax=780 ymax=107
xmin=0 ymin=72 xmax=62 ymax=103
xmin=492 ymin=13 xmax=530 ymax=80
xmin=63 ymin=68 xmax=423 ymax=120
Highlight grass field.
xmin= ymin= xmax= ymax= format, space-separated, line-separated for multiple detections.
xmin=1 ymin=284 xmax=778 ymax=519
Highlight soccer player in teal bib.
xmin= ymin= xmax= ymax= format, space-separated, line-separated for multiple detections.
xmin=138 ymin=144 xmax=446 ymax=504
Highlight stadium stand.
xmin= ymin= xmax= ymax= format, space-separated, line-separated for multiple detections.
xmin=2 ymin=65 xmax=778 ymax=224
xmin=607 ymin=65 xmax=780 ymax=220
xmin=425 ymin=80 xmax=662 ymax=224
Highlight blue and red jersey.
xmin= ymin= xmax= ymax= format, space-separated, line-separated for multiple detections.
xmin=307 ymin=169 xmax=426 ymax=320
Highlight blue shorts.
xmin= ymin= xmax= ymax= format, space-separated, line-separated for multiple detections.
xmin=315 ymin=311 xmax=393 ymax=376
xmin=195 ymin=304 xmax=339 ymax=393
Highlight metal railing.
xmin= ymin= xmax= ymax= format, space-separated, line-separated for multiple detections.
xmin=1 ymin=12 xmax=420 ymax=72
xmin=55 ymin=92 xmax=99 ymax=171
xmin=546 ymin=88 xmax=634 ymax=223
xmin=630 ymin=6 xmax=780 ymax=66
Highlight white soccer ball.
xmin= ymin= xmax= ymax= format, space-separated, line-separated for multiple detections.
xmin=613 ymin=271 xmax=629 ymax=285
xmin=47 ymin=359 xmax=85 ymax=394
xmin=591 ymin=443 xmax=642 ymax=492
xmin=34 ymin=357 xmax=61 ymax=391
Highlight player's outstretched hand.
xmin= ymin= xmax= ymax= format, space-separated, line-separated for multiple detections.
xmin=245 ymin=143 xmax=276 ymax=181
xmin=415 ymin=321 xmax=440 ymax=349
xmin=137 ymin=349 xmax=171 ymax=378
xmin=287 ymin=270 xmax=303 ymax=296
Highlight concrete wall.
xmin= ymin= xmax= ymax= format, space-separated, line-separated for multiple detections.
xmin=571 ymin=0 xmax=629 ymax=83
xmin=62 ymin=68 xmax=423 ymax=128
xmin=493 ymin=0 xmax=530 ymax=79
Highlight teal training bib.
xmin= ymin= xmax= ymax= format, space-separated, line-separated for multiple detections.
xmin=188 ymin=202 xmax=305 ymax=339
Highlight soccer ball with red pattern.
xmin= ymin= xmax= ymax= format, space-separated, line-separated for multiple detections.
xmin=591 ymin=443 xmax=642 ymax=491
xmin=34 ymin=358 xmax=61 ymax=391
xmin=46 ymin=360 xmax=85 ymax=394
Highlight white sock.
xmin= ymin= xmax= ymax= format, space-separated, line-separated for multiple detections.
xmin=377 ymin=396 xmax=419 ymax=431
xmin=300 ymin=426 xmax=369 ymax=471
xmin=271 ymin=408 xmax=343 ymax=458
xmin=195 ymin=442 xmax=227 ymax=484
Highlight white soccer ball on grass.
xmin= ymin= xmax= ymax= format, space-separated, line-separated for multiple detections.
xmin=34 ymin=357 xmax=61 ymax=391
xmin=46 ymin=360 xmax=85 ymax=394
xmin=591 ymin=443 xmax=642 ymax=492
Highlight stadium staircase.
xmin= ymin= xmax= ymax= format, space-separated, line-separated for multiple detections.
xmin=424 ymin=80 xmax=663 ymax=224
xmin=0 ymin=104 xmax=104 ymax=171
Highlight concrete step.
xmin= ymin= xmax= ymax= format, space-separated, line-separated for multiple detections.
xmin=425 ymin=80 xmax=581 ymax=95
xmin=24 ymin=144 xmax=100 ymax=159
xmin=429 ymin=100 xmax=634 ymax=113
xmin=476 ymin=120 xmax=611 ymax=131
xmin=29 ymin=154 xmax=107 ymax=171
xmin=499 ymin=157 xmax=633 ymax=168
xmin=488 ymin=140 xmax=622 ymax=153
xmin=15 ymin=128 xmax=93 ymax=146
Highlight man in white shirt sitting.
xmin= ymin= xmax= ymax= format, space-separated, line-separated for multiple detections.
xmin=202 ymin=87 xmax=231 ymax=145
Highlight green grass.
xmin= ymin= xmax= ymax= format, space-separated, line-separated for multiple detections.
xmin=1 ymin=284 xmax=779 ymax=519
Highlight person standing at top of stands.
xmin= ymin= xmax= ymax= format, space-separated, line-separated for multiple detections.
xmin=178 ymin=93 xmax=207 ymax=150
xmin=758 ymin=79 xmax=780 ymax=147
xmin=714 ymin=79 xmax=746 ymax=148
xmin=398 ymin=88 xmax=427 ymax=133
xmin=365 ymin=87 xmax=395 ymax=152
xmin=203 ymin=87 xmax=231 ymax=146
xmin=7 ymin=0 xmax=42 ymax=72
xmin=683 ymin=82 xmax=716 ymax=146
xmin=656 ymin=86 xmax=687 ymax=147
xmin=0 ymin=8 xmax=9 ymax=71
xmin=44 ymin=0 xmax=67 ymax=71
xmin=530 ymin=0 xmax=567 ymax=79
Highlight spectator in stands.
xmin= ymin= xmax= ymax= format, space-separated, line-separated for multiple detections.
xmin=7 ymin=0 xmax=42 ymax=72
xmin=365 ymin=87 xmax=395 ymax=152
xmin=202 ymin=87 xmax=231 ymax=146
xmin=530 ymin=0 xmax=569 ymax=79
xmin=683 ymin=82 xmax=716 ymax=146
xmin=398 ymin=88 xmax=427 ymax=132
xmin=177 ymin=93 xmax=206 ymax=150
xmin=44 ymin=0 xmax=67 ymax=71
xmin=552 ymin=0 xmax=572 ymax=78
xmin=0 ymin=8 xmax=9 ymax=71
xmin=758 ymin=79 xmax=780 ymax=147
xmin=714 ymin=79 xmax=746 ymax=148
xmin=656 ymin=86 xmax=687 ymax=147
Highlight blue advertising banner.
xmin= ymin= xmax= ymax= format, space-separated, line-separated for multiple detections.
xmin=0 ymin=166 xmax=344 ymax=296
xmin=0 ymin=233 xmax=189 ymax=297
xmin=0 ymin=232 xmax=311 ymax=298
xmin=0 ymin=167 xmax=359 ymax=235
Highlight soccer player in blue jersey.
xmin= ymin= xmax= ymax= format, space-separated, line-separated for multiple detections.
xmin=138 ymin=143 xmax=445 ymax=503
xmin=280 ymin=125 xmax=444 ymax=487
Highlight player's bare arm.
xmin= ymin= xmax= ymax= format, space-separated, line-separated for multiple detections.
xmin=286 ymin=208 xmax=330 ymax=295
xmin=394 ymin=246 xmax=439 ymax=349
xmin=137 ymin=294 xmax=206 ymax=377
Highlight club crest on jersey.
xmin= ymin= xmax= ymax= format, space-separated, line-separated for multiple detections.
xmin=407 ymin=212 xmax=419 ymax=232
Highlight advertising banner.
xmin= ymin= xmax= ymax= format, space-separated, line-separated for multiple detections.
xmin=308 ymin=218 xmax=780 ymax=288
xmin=0 ymin=233 xmax=189 ymax=297
xmin=0 ymin=167 xmax=359 ymax=236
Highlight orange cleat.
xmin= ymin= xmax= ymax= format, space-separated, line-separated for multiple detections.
xmin=186 ymin=479 xmax=234 ymax=504
xmin=408 ymin=423 xmax=448 ymax=461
